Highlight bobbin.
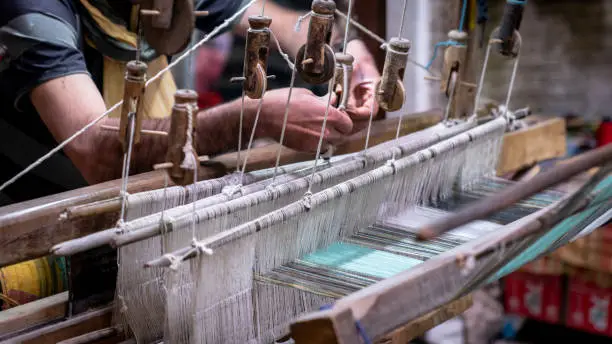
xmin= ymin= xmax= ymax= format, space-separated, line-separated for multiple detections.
xmin=495 ymin=0 xmax=525 ymax=57
xmin=156 ymin=89 xmax=199 ymax=186
xmin=375 ymin=37 xmax=410 ymax=112
xmin=295 ymin=0 xmax=336 ymax=85
xmin=243 ymin=15 xmax=273 ymax=99
xmin=119 ymin=60 xmax=147 ymax=152
xmin=333 ymin=52 xmax=354 ymax=110
xmin=441 ymin=30 xmax=468 ymax=97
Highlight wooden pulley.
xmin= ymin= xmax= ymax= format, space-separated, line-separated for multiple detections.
xmin=295 ymin=0 xmax=336 ymax=85
xmin=375 ymin=37 xmax=410 ymax=112
xmin=156 ymin=89 xmax=199 ymax=186
xmin=139 ymin=0 xmax=194 ymax=56
xmin=333 ymin=52 xmax=354 ymax=110
xmin=119 ymin=60 xmax=147 ymax=152
xmin=441 ymin=30 xmax=468 ymax=96
xmin=243 ymin=15 xmax=272 ymax=99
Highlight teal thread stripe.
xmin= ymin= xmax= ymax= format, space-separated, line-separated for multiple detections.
xmin=301 ymin=242 xmax=423 ymax=279
xmin=487 ymin=176 xmax=612 ymax=281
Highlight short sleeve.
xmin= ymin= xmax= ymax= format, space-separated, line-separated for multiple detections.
xmin=194 ymin=0 xmax=249 ymax=33
xmin=0 ymin=0 xmax=89 ymax=110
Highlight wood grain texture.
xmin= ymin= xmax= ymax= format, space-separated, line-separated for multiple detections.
xmin=378 ymin=295 xmax=473 ymax=344
xmin=496 ymin=117 xmax=567 ymax=175
xmin=0 ymin=291 xmax=67 ymax=338
xmin=2 ymin=306 xmax=115 ymax=344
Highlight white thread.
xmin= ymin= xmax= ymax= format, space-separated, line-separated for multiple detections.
xmin=191 ymin=239 xmax=214 ymax=256
xmin=164 ymin=253 xmax=182 ymax=271
xmin=342 ymin=0 xmax=354 ymax=52
xmin=294 ymin=12 xmax=312 ymax=32
xmin=0 ymin=0 xmax=258 ymax=193
xmin=118 ymin=113 xmax=136 ymax=224
xmin=270 ymin=66 xmax=297 ymax=184
xmin=307 ymin=79 xmax=336 ymax=194
xmin=461 ymin=254 xmax=476 ymax=276
xmin=362 ymin=84 xmax=378 ymax=152
xmin=398 ymin=0 xmax=409 ymax=38
xmin=270 ymin=30 xmax=295 ymax=71
xmin=239 ymin=80 xmax=268 ymax=185
xmin=180 ymin=104 xmax=197 ymax=170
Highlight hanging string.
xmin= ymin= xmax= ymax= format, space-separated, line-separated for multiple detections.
xmin=341 ymin=0 xmax=354 ymax=52
xmin=118 ymin=112 xmax=136 ymax=226
xmin=239 ymin=82 xmax=268 ymax=185
xmin=270 ymin=66 xmax=297 ymax=185
xmin=397 ymin=0 xmax=409 ymax=38
xmin=424 ymin=0 xmax=469 ymax=70
xmin=260 ymin=0 xmax=268 ymax=16
xmin=306 ymin=79 xmax=336 ymax=194
xmin=236 ymin=91 xmax=246 ymax=172
xmin=0 ymin=0 xmax=258 ymax=193
xmin=362 ymin=85 xmax=378 ymax=153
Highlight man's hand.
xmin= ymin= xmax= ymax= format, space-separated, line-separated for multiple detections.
xmin=252 ymin=88 xmax=354 ymax=152
xmin=344 ymin=40 xmax=381 ymax=131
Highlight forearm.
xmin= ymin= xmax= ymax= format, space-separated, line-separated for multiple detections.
xmin=196 ymin=98 xmax=256 ymax=156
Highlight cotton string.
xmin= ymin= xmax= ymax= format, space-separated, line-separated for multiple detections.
xmin=306 ymin=79 xmax=336 ymax=194
xmin=424 ymin=0 xmax=469 ymax=70
xmin=237 ymin=91 xmax=246 ymax=172
xmin=362 ymin=86 xmax=378 ymax=153
xmin=239 ymin=81 xmax=268 ymax=185
xmin=0 ymin=0 xmax=258 ymax=193
xmin=260 ymin=0 xmax=268 ymax=16
xmin=270 ymin=65 xmax=297 ymax=185
xmin=342 ymin=0 xmax=354 ymax=52
xmin=397 ymin=0 xmax=408 ymax=38
xmin=118 ymin=113 xmax=137 ymax=225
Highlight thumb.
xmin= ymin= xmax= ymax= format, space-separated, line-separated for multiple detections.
xmin=326 ymin=107 xmax=353 ymax=134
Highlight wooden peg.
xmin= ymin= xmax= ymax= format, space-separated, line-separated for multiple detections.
xmin=194 ymin=10 xmax=209 ymax=17
xmin=102 ymin=125 xmax=168 ymax=137
xmin=243 ymin=15 xmax=272 ymax=99
xmin=164 ymin=89 xmax=199 ymax=186
xmin=441 ymin=30 xmax=468 ymax=96
xmin=376 ymin=37 xmax=411 ymax=112
xmin=333 ymin=52 xmax=354 ymax=110
xmin=119 ymin=60 xmax=147 ymax=152
xmin=295 ymin=0 xmax=336 ymax=85
xmin=140 ymin=0 xmax=194 ymax=55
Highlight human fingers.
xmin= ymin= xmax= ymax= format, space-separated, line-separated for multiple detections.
xmin=325 ymin=107 xmax=353 ymax=134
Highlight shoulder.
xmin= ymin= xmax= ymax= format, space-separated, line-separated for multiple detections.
xmin=0 ymin=0 xmax=78 ymax=28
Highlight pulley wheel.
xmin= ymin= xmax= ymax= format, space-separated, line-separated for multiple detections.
xmin=375 ymin=79 xmax=405 ymax=112
xmin=296 ymin=44 xmax=335 ymax=85
xmin=245 ymin=64 xmax=267 ymax=99
xmin=140 ymin=0 xmax=194 ymax=56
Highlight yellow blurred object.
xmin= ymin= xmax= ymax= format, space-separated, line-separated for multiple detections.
xmin=0 ymin=257 xmax=67 ymax=310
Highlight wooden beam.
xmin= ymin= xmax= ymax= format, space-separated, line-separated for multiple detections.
xmin=2 ymin=306 xmax=116 ymax=344
xmin=0 ymin=112 xmax=441 ymax=268
xmin=378 ymin=295 xmax=473 ymax=344
xmin=0 ymin=291 xmax=67 ymax=338
xmin=496 ymin=117 xmax=567 ymax=175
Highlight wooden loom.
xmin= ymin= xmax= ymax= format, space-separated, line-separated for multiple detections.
xmin=0 ymin=0 xmax=600 ymax=343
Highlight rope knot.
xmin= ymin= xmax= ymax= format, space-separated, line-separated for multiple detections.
xmin=164 ymin=253 xmax=182 ymax=271
xmin=180 ymin=104 xmax=198 ymax=170
xmin=302 ymin=191 xmax=313 ymax=210
xmin=294 ymin=11 xmax=312 ymax=32
xmin=191 ymin=239 xmax=214 ymax=256
xmin=222 ymin=184 xmax=242 ymax=197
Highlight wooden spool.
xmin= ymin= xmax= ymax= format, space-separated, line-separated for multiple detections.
xmin=164 ymin=89 xmax=199 ymax=185
xmin=376 ymin=37 xmax=411 ymax=112
xmin=119 ymin=60 xmax=147 ymax=152
xmin=333 ymin=52 xmax=354 ymax=110
xmin=140 ymin=0 xmax=194 ymax=56
xmin=243 ymin=16 xmax=272 ymax=99
xmin=295 ymin=0 xmax=336 ymax=85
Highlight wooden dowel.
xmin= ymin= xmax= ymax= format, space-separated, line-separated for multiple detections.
xmin=194 ymin=10 xmax=209 ymax=17
xmin=101 ymin=125 xmax=168 ymax=137
xmin=62 ymin=197 xmax=121 ymax=220
xmin=417 ymin=144 xmax=612 ymax=241
xmin=140 ymin=9 xmax=160 ymax=16
xmin=56 ymin=327 xmax=118 ymax=344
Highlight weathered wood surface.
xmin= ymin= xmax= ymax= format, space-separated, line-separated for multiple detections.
xmin=497 ymin=117 xmax=567 ymax=175
xmin=1 ymin=306 xmax=115 ymax=344
xmin=0 ymin=112 xmax=441 ymax=268
xmin=0 ymin=291 xmax=67 ymax=338
xmin=378 ymin=295 xmax=473 ymax=344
